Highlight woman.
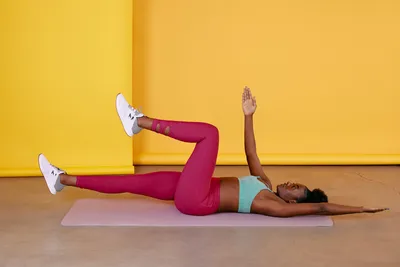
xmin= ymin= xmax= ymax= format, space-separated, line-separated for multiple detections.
xmin=38 ymin=87 xmax=388 ymax=217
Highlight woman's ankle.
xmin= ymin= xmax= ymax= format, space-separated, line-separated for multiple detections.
xmin=60 ymin=174 xmax=77 ymax=186
xmin=137 ymin=116 xmax=153 ymax=130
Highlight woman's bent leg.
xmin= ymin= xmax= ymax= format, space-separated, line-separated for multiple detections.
xmin=138 ymin=117 xmax=220 ymax=215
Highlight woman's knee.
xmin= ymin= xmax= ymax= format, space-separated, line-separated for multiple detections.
xmin=202 ymin=123 xmax=219 ymax=139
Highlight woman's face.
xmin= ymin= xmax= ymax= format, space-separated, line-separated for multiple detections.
xmin=277 ymin=182 xmax=307 ymax=203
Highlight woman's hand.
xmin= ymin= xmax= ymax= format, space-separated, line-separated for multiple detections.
xmin=242 ymin=86 xmax=257 ymax=116
xmin=362 ymin=207 xmax=389 ymax=213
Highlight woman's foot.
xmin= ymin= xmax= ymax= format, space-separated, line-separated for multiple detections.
xmin=38 ymin=154 xmax=66 ymax=195
xmin=115 ymin=93 xmax=144 ymax=137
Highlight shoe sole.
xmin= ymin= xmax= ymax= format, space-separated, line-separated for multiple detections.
xmin=38 ymin=154 xmax=56 ymax=195
xmin=115 ymin=93 xmax=134 ymax=137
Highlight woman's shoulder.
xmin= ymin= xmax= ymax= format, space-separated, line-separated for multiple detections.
xmin=251 ymin=194 xmax=286 ymax=214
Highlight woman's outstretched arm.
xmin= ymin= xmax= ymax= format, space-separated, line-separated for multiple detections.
xmin=257 ymin=200 xmax=389 ymax=218
xmin=242 ymin=87 xmax=272 ymax=188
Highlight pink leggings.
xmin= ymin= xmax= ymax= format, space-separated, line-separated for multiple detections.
xmin=76 ymin=118 xmax=221 ymax=216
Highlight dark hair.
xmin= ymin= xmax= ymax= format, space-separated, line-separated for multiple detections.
xmin=299 ymin=188 xmax=328 ymax=203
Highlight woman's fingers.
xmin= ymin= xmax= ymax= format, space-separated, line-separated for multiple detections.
xmin=243 ymin=86 xmax=256 ymax=104
xmin=242 ymin=87 xmax=248 ymax=101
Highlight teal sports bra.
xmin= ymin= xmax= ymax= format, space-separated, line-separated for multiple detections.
xmin=238 ymin=175 xmax=273 ymax=213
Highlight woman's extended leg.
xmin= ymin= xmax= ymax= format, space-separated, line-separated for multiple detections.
xmin=38 ymin=154 xmax=181 ymax=200
xmin=64 ymin=172 xmax=180 ymax=200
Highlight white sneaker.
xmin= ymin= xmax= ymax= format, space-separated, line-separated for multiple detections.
xmin=115 ymin=93 xmax=144 ymax=137
xmin=38 ymin=154 xmax=65 ymax=195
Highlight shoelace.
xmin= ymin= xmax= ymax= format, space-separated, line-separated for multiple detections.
xmin=51 ymin=165 xmax=64 ymax=174
xmin=128 ymin=105 xmax=142 ymax=116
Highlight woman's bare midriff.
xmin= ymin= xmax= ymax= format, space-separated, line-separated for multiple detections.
xmin=218 ymin=177 xmax=240 ymax=212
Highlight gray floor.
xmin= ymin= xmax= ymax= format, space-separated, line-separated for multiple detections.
xmin=1 ymin=165 xmax=399 ymax=267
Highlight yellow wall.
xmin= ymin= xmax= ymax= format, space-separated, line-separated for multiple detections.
xmin=0 ymin=0 xmax=134 ymax=177
xmin=133 ymin=0 xmax=400 ymax=165
xmin=1 ymin=0 xmax=399 ymax=177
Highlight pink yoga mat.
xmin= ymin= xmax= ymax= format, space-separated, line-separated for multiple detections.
xmin=61 ymin=198 xmax=333 ymax=227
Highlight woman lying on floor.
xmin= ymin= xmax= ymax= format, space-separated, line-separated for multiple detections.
xmin=38 ymin=87 xmax=388 ymax=217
